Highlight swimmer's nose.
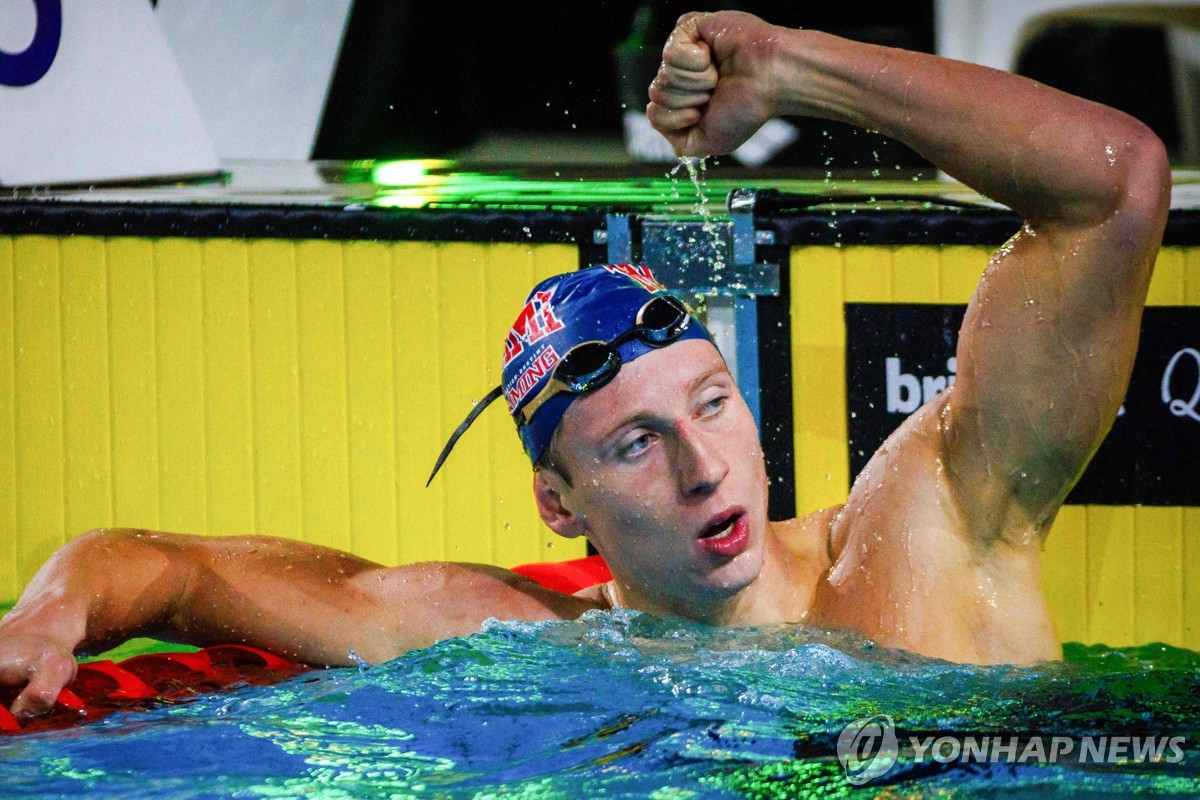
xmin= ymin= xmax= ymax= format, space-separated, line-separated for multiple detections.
xmin=674 ymin=425 xmax=728 ymax=499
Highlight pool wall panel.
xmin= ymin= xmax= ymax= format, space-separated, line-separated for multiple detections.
xmin=201 ymin=239 xmax=255 ymax=542
xmin=157 ymin=239 xmax=207 ymax=536
xmin=14 ymin=237 xmax=66 ymax=590
xmin=3 ymin=229 xmax=1195 ymax=651
xmin=790 ymin=246 xmax=848 ymax=514
xmin=0 ymin=236 xmax=586 ymax=605
xmin=109 ymin=239 xmax=159 ymax=530
xmin=347 ymin=242 xmax=398 ymax=565
xmin=789 ymin=243 xmax=1199 ymax=650
xmin=0 ymin=237 xmax=13 ymax=599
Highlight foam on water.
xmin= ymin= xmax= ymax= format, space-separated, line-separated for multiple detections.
xmin=2 ymin=610 xmax=1198 ymax=799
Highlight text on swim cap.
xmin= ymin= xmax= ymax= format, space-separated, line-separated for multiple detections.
xmin=504 ymin=288 xmax=565 ymax=367
xmin=505 ymin=344 xmax=561 ymax=412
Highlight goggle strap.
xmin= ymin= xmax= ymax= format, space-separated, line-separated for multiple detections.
xmin=426 ymin=384 xmax=504 ymax=487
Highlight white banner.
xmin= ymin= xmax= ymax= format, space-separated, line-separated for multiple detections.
xmin=0 ymin=0 xmax=218 ymax=186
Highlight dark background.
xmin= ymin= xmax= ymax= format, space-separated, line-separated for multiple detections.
xmin=311 ymin=1 xmax=1183 ymax=167
xmin=845 ymin=304 xmax=1200 ymax=506
xmin=314 ymin=0 xmax=936 ymax=166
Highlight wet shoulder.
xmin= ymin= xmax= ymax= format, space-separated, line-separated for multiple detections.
xmin=373 ymin=561 xmax=604 ymax=653
xmin=437 ymin=561 xmax=605 ymax=620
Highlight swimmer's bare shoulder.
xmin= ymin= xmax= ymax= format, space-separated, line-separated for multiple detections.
xmin=803 ymin=398 xmax=1060 ymax=664
xmin=368 ymin=561 xmax=603 ymax=654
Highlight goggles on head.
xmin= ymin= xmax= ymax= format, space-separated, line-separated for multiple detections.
xmin=514 ymin=294 xmax=692 ymax=425
xmin=426 ymin=294 xmax=693 ymax=485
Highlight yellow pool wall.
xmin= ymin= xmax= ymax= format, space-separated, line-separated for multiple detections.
xmin=0 ymin=236 xmax=585 ymax=609
xmin=1 ymin=233 xmax=1196 ymax=650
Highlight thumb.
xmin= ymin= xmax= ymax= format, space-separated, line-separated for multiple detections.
xmin=10 ymin=654 xmax=76 ymax=719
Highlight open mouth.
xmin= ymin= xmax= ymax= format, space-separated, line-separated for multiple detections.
xmin=699 ymin=511 xmax=743 ymax=541
xmin=696 ymin=509 xmax=750 ymax=558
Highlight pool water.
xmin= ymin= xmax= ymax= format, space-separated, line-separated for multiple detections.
xmin=2 ymin=610 xmax=1198 ymax=799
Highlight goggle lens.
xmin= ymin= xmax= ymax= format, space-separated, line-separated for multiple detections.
xmin=638 ymin=296 xmax=690 ymax=342
xmin=556 ymin=342 xmax=622 ymax=392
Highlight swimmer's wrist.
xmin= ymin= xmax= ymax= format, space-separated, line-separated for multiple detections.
xmin=0 ymin=593 xmax=87 ymax=656
xmin=769 ymin=28 xmax=877 ymax=129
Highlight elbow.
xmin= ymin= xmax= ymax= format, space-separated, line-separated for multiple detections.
xmin=66 ymin=528 xmax=182 ymax=578
xmin=67 ymin=527 xmax=125 ymax=554
xmin=1114 ymin=122 xmax=1171 ymax=236
xmin=1078 ymin=121 xmax=1171 ymax=279
xmin=71 ymin=527 xmax=148 ymax=554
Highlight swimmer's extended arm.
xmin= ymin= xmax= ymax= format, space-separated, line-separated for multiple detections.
xmin=0 ymin=528 xmax=586 ymax=718
xmin=651 ymin=11 xmax=1170 ymax=546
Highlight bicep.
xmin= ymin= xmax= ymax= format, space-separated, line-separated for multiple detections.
xmin=942 ymin=210 xmax=1162 ymax=539
xmin=163 ymin=534 xmax=394 ymax=665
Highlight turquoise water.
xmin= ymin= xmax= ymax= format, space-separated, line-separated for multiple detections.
xmin=2 ymin=610 xmax=1198 ymax=798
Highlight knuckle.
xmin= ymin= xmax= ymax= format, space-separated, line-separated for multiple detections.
xmin=47 ymin=651 xmax=75 ymax=671
xmin=26 ymin=687 xmax=59 ymax=711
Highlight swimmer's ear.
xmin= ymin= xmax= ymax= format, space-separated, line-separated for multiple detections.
xmin=533 ymin=470 xmax=587 ymax=539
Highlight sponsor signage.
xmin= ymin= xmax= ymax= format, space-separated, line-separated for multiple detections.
xmin=0 ymin=0 xmax=218 ymax=186
xmin=845 ymin=304 xmax=1200 ymax=506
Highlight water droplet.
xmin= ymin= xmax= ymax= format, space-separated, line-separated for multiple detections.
xmin=346 ymin=650 xmax=370 ymax=672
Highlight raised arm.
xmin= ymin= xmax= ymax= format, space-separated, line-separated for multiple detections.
xmin=0 ymin=529 xmax=586 ymax=719
xmin=650 ymin=12 xmax=1171 ymax=545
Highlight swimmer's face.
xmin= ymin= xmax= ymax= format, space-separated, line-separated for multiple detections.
xmin=534 ymin=339 xmax=770 ymax=615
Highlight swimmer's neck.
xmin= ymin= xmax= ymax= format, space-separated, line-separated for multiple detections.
xmin=590 ymin=517 xmax=833 ymax=626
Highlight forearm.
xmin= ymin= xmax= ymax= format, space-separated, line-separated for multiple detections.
xmin=2 ymin=528 xmax=192 ymax=655
xmin=3 ymin=529 xmax=391 ymax=664
xmin=0 ymin=528 xmax=389 ymax=717
xmin=771 ymin=29 xmax=1161 ymax=227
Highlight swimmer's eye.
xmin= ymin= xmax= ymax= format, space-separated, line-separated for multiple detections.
xmin=700 ymin=394 xmax=728 ymax=416
xmin=618 ymin=432 xmax=656 ymax=459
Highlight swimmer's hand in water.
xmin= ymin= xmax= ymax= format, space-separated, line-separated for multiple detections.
xmin=648 ymin=11 xmax=781 ymax=157
xmin=0 ymin=629 xmax=78 ymax=721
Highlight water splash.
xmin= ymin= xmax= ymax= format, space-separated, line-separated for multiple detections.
xmin=670 ymin=156 xmax=727 ymax=283
xmin=3 ymin=613 xmax=1198 ymax=798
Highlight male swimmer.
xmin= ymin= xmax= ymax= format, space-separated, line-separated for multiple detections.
xmin=0 ymin=11 xmax=1169 ymax=719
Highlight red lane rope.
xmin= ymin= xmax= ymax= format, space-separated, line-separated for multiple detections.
xmin=511 ymin=554 xmax=611 ymax=594
xmin=0 ymin=644 xmax=313 ymax=735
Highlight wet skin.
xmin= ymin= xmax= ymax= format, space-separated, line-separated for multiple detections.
xmin=534 ymin=340 xmax=786 ymax=624
xmin=0 ymin=10 xmax=1172 ymax=719
xmin=547 ymin=340 xmax=1059 ymax=665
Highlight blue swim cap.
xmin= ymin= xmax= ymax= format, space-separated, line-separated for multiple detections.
xmin=425 ymin=264 xmax=716 ymax=485
xmin=501 ymin=264 xmax=715 ymax=464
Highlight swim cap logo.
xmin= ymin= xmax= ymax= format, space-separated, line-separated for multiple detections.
xmin=503 ymin=288 xmax=565 ymax=367
xmin=504 ymin=344 xmax=560 ymax=412
xmin=837 ymin=714 xmax=899 ymax=785
xmin=603 ymin=263 xmax=666 ymax=293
